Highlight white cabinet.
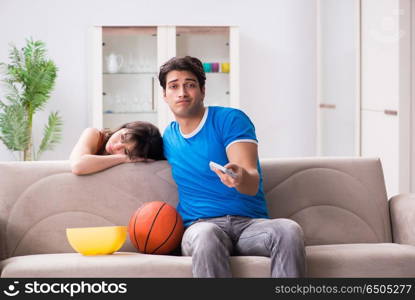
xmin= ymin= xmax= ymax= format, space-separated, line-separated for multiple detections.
xmin=317 ymin=0 xmax=360 ymax=156
xmin=361 ymin=110 xmax=399 ymax=195
xmin=317 ymin=0 xmax=411 ymax=198
xmin=361 ymin=0 xmax=411 ymax=197
xmin=88 ymin=25 xmax=239 ymax=133
xmin=412 ymin=0 xmax=415 ymax=192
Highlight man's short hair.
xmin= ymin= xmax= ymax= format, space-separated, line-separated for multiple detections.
xmin=158 ymin=56 xmax=206 ymax=90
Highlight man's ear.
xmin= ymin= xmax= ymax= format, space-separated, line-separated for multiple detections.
xmin=202 ymin=86 xmax=206 ymax=102
xmin=162 ymin=89 xmax=167 ymax=101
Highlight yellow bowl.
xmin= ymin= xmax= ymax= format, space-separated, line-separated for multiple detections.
xmin=66 ymin=226 xmax=127 ymax=255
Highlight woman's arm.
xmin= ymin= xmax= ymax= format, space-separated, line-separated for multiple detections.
xmin=69 ymin=128 xmax=129 ymax=175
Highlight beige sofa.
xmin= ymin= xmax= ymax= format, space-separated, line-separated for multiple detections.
xmin=1 ymin=158 xmax=415 ymax=277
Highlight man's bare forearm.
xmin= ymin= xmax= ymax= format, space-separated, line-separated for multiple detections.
xmin=236 ymin=168 xmax=259 ymax=196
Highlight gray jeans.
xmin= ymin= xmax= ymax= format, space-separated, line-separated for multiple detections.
xmin=181 ymin=215 xmax=306 ymax=278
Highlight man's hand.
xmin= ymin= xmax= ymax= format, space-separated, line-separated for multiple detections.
xmin=212 ymin=163 xmax=244 ymax=188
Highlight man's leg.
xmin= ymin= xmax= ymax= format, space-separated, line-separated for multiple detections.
xmin=181 ymin=221 xmax=233 ymax=278
xmin=235 ymin=218 xmax=306 ymax=277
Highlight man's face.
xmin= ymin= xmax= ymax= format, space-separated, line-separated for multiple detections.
xmin=163 ymin=70 xmax=205 ymax=119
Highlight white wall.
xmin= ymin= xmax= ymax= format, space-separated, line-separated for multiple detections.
xmin=0 ymin=0 xmax=317 ymax=161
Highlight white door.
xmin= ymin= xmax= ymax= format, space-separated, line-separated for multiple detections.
xmin=317 ymin=0 xmax=360 ymax=156
xmin=360 ymin=0 xmax=411 ymax=197
xmin=361 ymin=110 xmax=399 ymax=196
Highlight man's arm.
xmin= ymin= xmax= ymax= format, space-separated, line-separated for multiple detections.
xmin=212 ymin=142 xmax=259 ymax=195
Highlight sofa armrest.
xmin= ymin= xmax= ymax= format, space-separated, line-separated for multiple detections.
xmin=389 ymin=193 xmax=415 ymax=246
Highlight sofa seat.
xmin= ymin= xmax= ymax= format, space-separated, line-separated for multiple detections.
xmin=307 ymin=243 xmax=415 ymax=277
xmin=0 ymin=252 xmax=270 ymax=278
xmin=3 ymin=243 xmax=415 ymax=278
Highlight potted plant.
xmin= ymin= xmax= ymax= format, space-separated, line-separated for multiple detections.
xmin=0 ymin=38 xmax=62 ymax=160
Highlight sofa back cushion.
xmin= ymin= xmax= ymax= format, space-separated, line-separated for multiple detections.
xmin=0 ymin=161 xmax=178 ymax=259
xmin=261 ymin=158 xmax=392 ymax=246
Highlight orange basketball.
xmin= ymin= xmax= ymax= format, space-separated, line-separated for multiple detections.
xmin=128 ymin=201 xmax=184 ymax=255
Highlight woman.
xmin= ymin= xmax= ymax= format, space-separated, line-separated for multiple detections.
xmin=70 ymin=121 xmax=164 ymax=175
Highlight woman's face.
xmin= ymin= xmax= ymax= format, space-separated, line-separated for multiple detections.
xmin=105 ymin=128 xmax=136 ymax=156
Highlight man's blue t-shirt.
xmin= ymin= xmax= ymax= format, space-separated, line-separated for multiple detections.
xmin=163 ymin=106 xmax=269 ymax=227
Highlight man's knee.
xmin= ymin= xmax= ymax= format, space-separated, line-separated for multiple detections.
xmin=281 ymin=219 xmax=303 ymax=237
xmin=270 ymin=219 xmax=304 ymax=246
xmin=181 ymin=222 xmax=227 ymax=254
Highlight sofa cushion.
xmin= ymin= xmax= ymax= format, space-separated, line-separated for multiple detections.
xmin=307 ymin=243 xmax=415 ymax=277
xmin=0 ymin=253 xmax=270 ymax=278
xmin=261 ymin=158 xmax=392 ymax=246
xmin=0 ymin=161 xmax=178 ymax=260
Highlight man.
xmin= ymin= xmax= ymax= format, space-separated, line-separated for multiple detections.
xmin=159 ymin=56 xmax=306 ymax=278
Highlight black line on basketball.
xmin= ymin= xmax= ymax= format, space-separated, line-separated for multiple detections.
xmin=132 ymin=208 xmax=141 ymax=251
xmin=144 ymin=202 xmax=166 ymax=253
xmin=151 ymin=210 xmax=179 ymax=254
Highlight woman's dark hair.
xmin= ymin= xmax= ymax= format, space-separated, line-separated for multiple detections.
xmin=158 ymin=56 xmax=206 ymax=90
xmin=97 ymin=121 xmax=165 ymax=161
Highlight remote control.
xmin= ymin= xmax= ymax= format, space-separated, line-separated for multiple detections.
xmin=209 ymin=161 xmax=238 ymax=179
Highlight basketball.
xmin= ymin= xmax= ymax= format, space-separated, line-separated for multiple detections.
xmin=128 ymin=201 xmax=184 ymax=255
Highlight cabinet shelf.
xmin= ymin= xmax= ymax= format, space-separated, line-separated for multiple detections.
xmin=104 ymin=111 xmax=156 ymax=114
xmin=103 ymin=72 xmax=157 ymax=75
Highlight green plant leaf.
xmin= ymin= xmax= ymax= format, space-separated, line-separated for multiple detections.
xmin=0 ymin=102 xmax=29 ymax=151
xmin=36 ymin=111 xmax=63 ymax=160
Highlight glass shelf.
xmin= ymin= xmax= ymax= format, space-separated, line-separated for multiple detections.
xmin=104 ymin=111 xmax=156 ymax=114
xmin=102 ymin=72 xmax=228 ymax=75
xmin=103 ymin=72 xmax=157 ymax=75
xmin=205 ymin=72 xmax=230 ymax=75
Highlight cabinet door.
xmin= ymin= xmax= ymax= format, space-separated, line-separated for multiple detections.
xmin=317 ymin=0 xmax=360 ymax=156
xmin=176 ymin=26 xmax=239 ymax=109
xmin=412 ymin=0 xmax=415 ymax=192
xmin=102 ymin=27 xmax=158 ymax=130
xmin=156 ymin=26 xmax=239 ymax=133
xmin=361 ymin=0 xmax=400 ymax=111
xmin=320 ymin=105 xmax=357 ymax=156
xmin=361 ymin=110 xmax=398 ymax=197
